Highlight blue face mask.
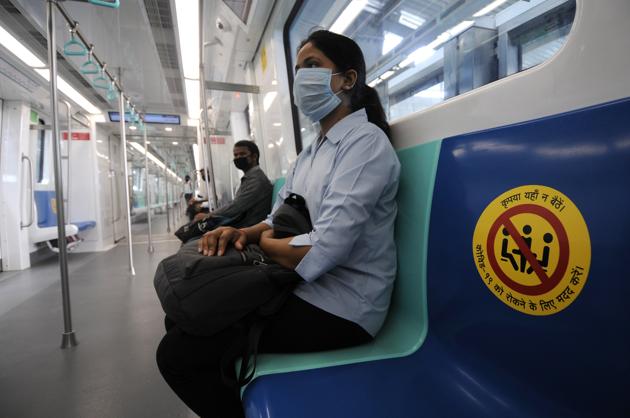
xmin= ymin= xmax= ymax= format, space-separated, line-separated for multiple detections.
xmin=293 ymin=68 xmax=343 ymax=122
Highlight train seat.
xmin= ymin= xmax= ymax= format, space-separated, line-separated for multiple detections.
xmin=29 ymin=195 xmax=79 ymax=243
xmin=72 ymin=220 xmax=97 ymax=231
xmin=33 ymin=190 xmax=96 ymax=232
xmin=239 ymin=140 xmax=441 ymax=392
xmin=30 ymin=190 xmax=94 ymax=248
xmin=243 ymin=98 xmax=630 ymax=417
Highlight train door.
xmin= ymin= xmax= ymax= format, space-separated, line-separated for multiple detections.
xmin=107 ymin=134 xmax=126 ymax=243
xmin=0 ymin=101 xmax=33 ymax=271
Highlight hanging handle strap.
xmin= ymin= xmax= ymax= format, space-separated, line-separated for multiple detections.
xmin=93 ymin=62 xmax=109 ymax=89
xmin=63 ymin=24 xmax=86 ymax=56
xmin=87 ymin=0 xmax=120 ymax=8
xmin=80 ymin=46 xmax=99 ymax=74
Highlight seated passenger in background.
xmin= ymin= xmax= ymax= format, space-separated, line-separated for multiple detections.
xmin=191 ymin=140 xmax=273 ymax=228
xmin=157 ymin=30 xmax=400 ymax=418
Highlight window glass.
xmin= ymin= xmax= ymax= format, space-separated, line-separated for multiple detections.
xmin=287 ymin=0 xmax=576 ymax=146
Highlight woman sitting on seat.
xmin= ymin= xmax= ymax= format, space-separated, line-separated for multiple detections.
xmin=156 ymin=30 xmax=400 ymax=418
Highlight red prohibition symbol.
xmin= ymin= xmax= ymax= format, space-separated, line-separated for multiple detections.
xmin=486 ymin=204 xmax=570 ymax=296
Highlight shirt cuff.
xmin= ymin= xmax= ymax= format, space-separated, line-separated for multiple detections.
xmin=289 ymin=233 xmax=312 ymax=247
xmin=262 ymin=217 xmax=273 ymax=228
xmin=294 ymin=244 xmax=335 ymax=282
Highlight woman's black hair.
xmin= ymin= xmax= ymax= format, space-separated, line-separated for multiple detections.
xmin=234 ymin=139 xmax=260 ymax=164
xmin=298 ymin=30 xmax=391 ymax=140
xmin=185 ymin=175 xmax=191 ymax=182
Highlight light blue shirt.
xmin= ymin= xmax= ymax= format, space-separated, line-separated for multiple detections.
xmin=265 ymin=109 xmax=400 ymax=336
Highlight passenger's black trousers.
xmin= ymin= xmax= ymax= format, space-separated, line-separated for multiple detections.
xmin=156 ymin=294 xmax=372 ymax=418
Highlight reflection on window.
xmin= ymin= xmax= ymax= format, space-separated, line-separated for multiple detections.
xmin=510 ymin=3 xmax=575 ymax=71
xmin=288 ymin=0 xmax=575 ymax=141
xmin=390 ymin=82 xmax=445 ymax=121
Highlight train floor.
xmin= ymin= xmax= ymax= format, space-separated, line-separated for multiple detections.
xmin=0 ymin=212 xmax=199 ymax=417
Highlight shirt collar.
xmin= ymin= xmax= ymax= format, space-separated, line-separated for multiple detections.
xmin=324 ymin=108 xmax=368 ymax=145
xmin=243 ymin=165 xmax=261 ymax=177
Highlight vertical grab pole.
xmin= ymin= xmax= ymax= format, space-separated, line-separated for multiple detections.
xmin=118 ymin=95 xmax=135 ymax=275
xmin=199 ymin=0 xmax=218 ymax=209
xmin=171 ymin=165 xmax=177 ymax=225
xmin=198 ymin=123 xmax=211 ymax=202
xmin=164 ymin=166 xmax=171 ymax=233
xmin=62 ymin=101 xmax=72 ymax=222
xmin=143 ymin=125 xmax=153 ymax=253
xmin=47 ymin=0 xmax=77 ymax=349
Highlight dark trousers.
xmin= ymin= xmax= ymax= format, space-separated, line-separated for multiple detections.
xmin=156 ymin=294 xmax=372 ymax=418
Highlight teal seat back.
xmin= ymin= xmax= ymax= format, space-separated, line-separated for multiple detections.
xmin=271 ymin=177 xmax=286 ymax=206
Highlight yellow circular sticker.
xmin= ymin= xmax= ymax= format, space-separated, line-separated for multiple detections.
xmin=472 ymin=185 xmax=590 ymax=315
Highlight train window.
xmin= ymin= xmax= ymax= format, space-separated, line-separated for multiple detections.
xmin=286 ymin=0 xmax=575 ymax=147
xmin=507 ymin=2 xmax=576 ymax=72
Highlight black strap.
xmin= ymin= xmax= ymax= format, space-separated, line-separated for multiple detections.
xmin=237 ymin=318 xmax=268 ymax=386
xmin=219 ymin=317 xmax=269 ymax=389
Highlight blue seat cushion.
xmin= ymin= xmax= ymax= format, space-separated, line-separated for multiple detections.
xmin=73 ymin=221 xmax=96 ymax=231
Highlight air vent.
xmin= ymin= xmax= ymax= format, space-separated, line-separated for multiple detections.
xmin=156 ymin=43 xmax=179 ymax=70
xmin=222 ymin=0 xmax=252 ymax=24
xmin=0 ymin=0 xmax=19 ymax=14
xmin=142 ymin=0 xmax=186 ymax=112
xmin=165 ymin=76 xmax=183 ymax=94
xmin=144 ymin=0 xmax=173 ymax=29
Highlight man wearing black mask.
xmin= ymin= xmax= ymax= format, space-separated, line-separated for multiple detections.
xmin=193 ymin=140 xmax=272 ymax=229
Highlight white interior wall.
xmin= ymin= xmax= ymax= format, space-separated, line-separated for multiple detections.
xmin=61 ymin=120 xmax=98 ymax=252
xmin=252 ymin=0 xmax=298 ymax=182
xmin=208 ymin=134 xmax=234 ymax=208
xmin=0 ymin=101 xmax=32 ymax=270
xmin=94 ymin=125 xmax=115 ymax=250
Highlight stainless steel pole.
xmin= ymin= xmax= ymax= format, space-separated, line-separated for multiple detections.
xmin=170 ymin=179 xmax=176 ymax=226
xmin=118 ymin=95 xmax=135 ymax=275
xmin=164 ymin=167 xmax=171 ymax=233
xmin=47 ymin=0 xmax=77 ymax=349
xmin=171 ymin=165 xmax=177 ymax=226
xmin=62 ymin=100 xmax=72 ymax=222
xmin=198 ymin=123 xmax=211 ymax=202
xmin=143 ymin=126 xmax=153 ymax=253
xmin=199 ymin=0 xmax=218 ymax=209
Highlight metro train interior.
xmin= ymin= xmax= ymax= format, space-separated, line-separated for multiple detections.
xmin=0 ymin=0 xmax=628 ymax=417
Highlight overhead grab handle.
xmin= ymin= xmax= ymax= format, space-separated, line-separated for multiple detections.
xmin=87 ymin=0 xmax=120 ymax=8
xmin=69 ymin=0 xmax=120 ymax=8
xmin=63 ymin=24 xmax=86 ymax=57
xmin=106 ymin=79 xmax=118 ymax=101
xmin=80 ymin=46 xmax=99 ymax=75
xmin=93 ymin=63 xmax=109 ymax=90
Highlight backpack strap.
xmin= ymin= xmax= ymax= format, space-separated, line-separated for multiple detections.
xmin=218 ymin=268 xmax=301 ymax=389
xmin=237 ymin=317 xmax=268 ymax=386
xmin=219 ymin=317 xmax=269 ymax=389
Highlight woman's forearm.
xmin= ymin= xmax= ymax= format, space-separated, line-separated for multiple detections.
xmin=260 ymin=235 xmax=311 ymax=270
xmin=241 ymin=222 xmax=272 ymax=245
